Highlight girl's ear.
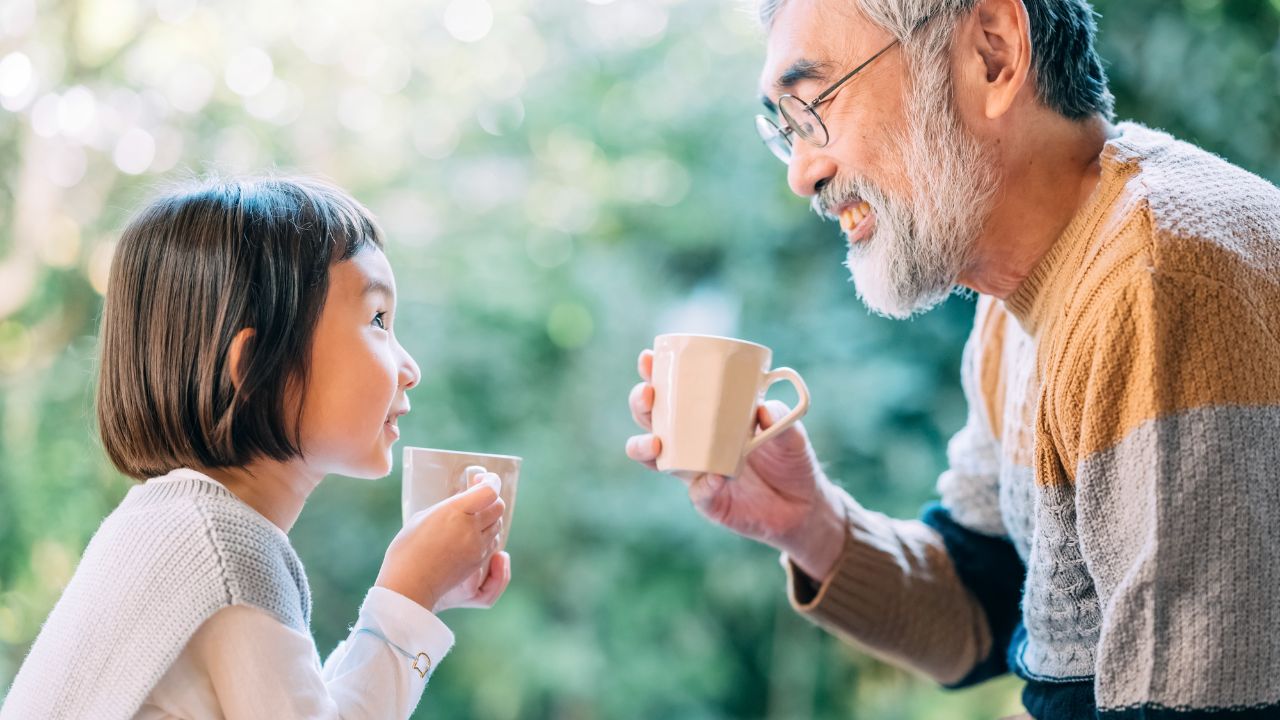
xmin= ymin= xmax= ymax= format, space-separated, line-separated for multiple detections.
xmin=227 ymin=328 xmax=256 ymax=391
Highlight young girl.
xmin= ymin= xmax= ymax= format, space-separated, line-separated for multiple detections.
xmin=1 ymin=177 xmax=509 ymax=719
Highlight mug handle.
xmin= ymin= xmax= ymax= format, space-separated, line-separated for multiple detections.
xmin=743 ymin=367 xmax=810 ymax=456
xmin=461 ymin=465 xmax=489 ymax=494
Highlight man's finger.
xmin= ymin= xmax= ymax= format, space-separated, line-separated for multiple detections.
xmin=687 ymin=472 xmax=727 ymax=514
xmin=625 ymin=434 xmax=661 ymax=469
xmin=755 ymin=400 xmax=809 ymax=453
xmin=628 ymin=382 xmax=655 ymax=429
xmin=637 ymin=349 xmax=654 ymax=382
xmin=757 ymin=400 xmax=791 ymax=429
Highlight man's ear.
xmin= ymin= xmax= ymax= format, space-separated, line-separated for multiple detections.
xmin=227 ymin=328 xmax=255 ymax=391
xmin=962 ymin=0 xmax=1032 ymax=120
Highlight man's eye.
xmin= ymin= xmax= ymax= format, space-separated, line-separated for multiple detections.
xmin=372 ymin=312 xmax=387 ymax=330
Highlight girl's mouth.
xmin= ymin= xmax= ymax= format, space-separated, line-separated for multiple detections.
xmin=384 ymin=408 xmax=407 ymax=439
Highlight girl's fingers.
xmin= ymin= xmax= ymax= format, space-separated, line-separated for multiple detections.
xmin=474 ymin=499 xmax=505 ymax=527
xmin=472 ymin=552 xmax=511 ymax=607
xmin=480 ymin=516 xmax=503 ymax=539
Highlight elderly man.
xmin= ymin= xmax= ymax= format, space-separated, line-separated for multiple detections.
xmin=626 ymin=0 xmax=1280 ymax=717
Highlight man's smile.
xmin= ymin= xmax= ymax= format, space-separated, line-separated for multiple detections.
xmin=838 ymin=200 xmax=875 ymax=244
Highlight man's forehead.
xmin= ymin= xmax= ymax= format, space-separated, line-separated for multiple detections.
xmin=757 ymin=0 xmax=867 ymax=100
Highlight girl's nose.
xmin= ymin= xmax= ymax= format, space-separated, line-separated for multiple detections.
xmin=398 ymin=342 xmax=421 ymax=390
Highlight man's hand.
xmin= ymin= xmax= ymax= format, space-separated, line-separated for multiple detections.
xmin=624 ymin=349 xmax=846 ymax=580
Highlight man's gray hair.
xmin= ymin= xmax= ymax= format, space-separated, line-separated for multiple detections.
xmin=758 ymin=0 xmax=1114 ymax=120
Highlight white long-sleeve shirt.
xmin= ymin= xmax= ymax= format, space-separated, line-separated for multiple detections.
xmin=136 ymin=587 xmax=454 ymax=719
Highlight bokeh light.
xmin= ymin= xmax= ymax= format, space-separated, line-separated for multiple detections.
xmin=444 ymin=0 xmax=494 ymax=43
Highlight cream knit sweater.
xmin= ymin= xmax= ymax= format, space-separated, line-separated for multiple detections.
xmin=2 ymin=470 xmax=310 ymax=719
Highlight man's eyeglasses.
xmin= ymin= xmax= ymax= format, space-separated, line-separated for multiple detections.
xmin=756 ymin=17 xmax=930 ymax=165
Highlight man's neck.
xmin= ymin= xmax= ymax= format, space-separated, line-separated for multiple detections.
xmin=197 ymin=460 xmax=323 ymax=532
xmin=959 ymin=114 xmax=1116 ymax=299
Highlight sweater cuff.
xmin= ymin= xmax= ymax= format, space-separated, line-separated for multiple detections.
xmin=782 ymin=496 xmax=899 ymax=633
xmin=358 ymin=587 xmax=455 ymax=678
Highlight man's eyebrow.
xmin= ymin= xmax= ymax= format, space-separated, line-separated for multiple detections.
xmin=761 ymin=59 xmax=832 ymax=112
xmin=775 ymin=59 xmax=831 ymax=92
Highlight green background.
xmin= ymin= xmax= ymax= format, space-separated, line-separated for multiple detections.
xmin=1 ymin=0 xmax=1278 ymax=717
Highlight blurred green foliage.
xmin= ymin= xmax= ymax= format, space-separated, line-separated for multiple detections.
xmin=1 ymin=0 xmax=1277 ymax=717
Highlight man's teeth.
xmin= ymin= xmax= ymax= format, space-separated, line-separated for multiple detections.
xmin=839 ymin=201 xmax=873 ymax=232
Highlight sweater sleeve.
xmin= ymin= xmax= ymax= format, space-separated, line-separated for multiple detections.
xmin=1055 ymin=269 xmax=1280 ymax=716
xmin=166 ymin=588 xmax=452 ymax=719
xmin=782 ymin=300 xmax=1025 ymax=687
xmin=783 ymin=492 xmax=1006 ymax=686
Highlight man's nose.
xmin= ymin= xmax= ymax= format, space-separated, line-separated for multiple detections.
xmin=786 ymin=142 xmax=837 ymax=198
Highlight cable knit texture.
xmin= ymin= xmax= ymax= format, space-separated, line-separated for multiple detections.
xmin=1 ymin=469 xmax=310 ymax=720
xmin=787 ymin=122 xmax=1280 ymax=717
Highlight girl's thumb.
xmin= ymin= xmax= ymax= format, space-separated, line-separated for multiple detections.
xmin=455 ymin=471 xmax=501 ymax=512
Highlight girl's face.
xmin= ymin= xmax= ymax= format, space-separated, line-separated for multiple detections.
xmin=297 ymin=245 xmax=420 ymax=479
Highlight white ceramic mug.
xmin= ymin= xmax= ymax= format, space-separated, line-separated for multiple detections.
xmin=650 ymin=333 xmax=810 ymax=479
xmin=402 ymin=447 xmax=521 ymax=554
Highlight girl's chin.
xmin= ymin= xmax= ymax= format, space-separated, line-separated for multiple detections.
xmin=335 ymin=454 xmax=394 ymax=481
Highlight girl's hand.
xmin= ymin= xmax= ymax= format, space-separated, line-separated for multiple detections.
xmin=432 ymin=550 xmax=512 ymax=611
xmin=375 ymin=473 xmax=509 ymax=612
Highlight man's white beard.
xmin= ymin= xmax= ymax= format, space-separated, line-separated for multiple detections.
xmin=817 ymin=63 xmax=1000 ymax=319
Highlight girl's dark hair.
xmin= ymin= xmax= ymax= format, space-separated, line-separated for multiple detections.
xmin=96 ymin=176 xmax=384 ymax=480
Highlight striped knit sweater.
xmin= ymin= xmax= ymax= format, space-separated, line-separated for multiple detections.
xmin=785 ymin=123 xmax=1280 ymax=718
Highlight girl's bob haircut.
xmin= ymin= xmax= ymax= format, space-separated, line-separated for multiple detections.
xmin=97 ymin=176 xmax=383 ymax=481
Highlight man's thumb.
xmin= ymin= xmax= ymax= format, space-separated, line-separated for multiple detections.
xmin=756 ymin=400 xmax=807 ymax=451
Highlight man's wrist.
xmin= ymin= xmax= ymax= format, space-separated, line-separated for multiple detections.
xmin=779 ymin=483 xmax=847 ymax=581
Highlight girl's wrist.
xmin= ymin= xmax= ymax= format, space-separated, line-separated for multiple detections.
xmin=374 ymin=575 xmax=441 ymax=614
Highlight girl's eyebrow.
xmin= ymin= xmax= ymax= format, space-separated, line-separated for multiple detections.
xmin=363 ymin=279 xmax=395 ymax=301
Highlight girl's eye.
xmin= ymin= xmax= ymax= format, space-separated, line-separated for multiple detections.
xmin=372 ymin=312 xmax=387 ymax=330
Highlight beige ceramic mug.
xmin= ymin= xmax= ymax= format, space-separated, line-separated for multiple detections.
xmin=650 ymin=333 xmax=810 ymax=479
xmin=402 ymin=447 xmax=521 ymax=554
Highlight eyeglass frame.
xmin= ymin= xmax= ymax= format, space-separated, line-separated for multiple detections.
xmin=756 ymin=15 xmax=932 ymax=163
